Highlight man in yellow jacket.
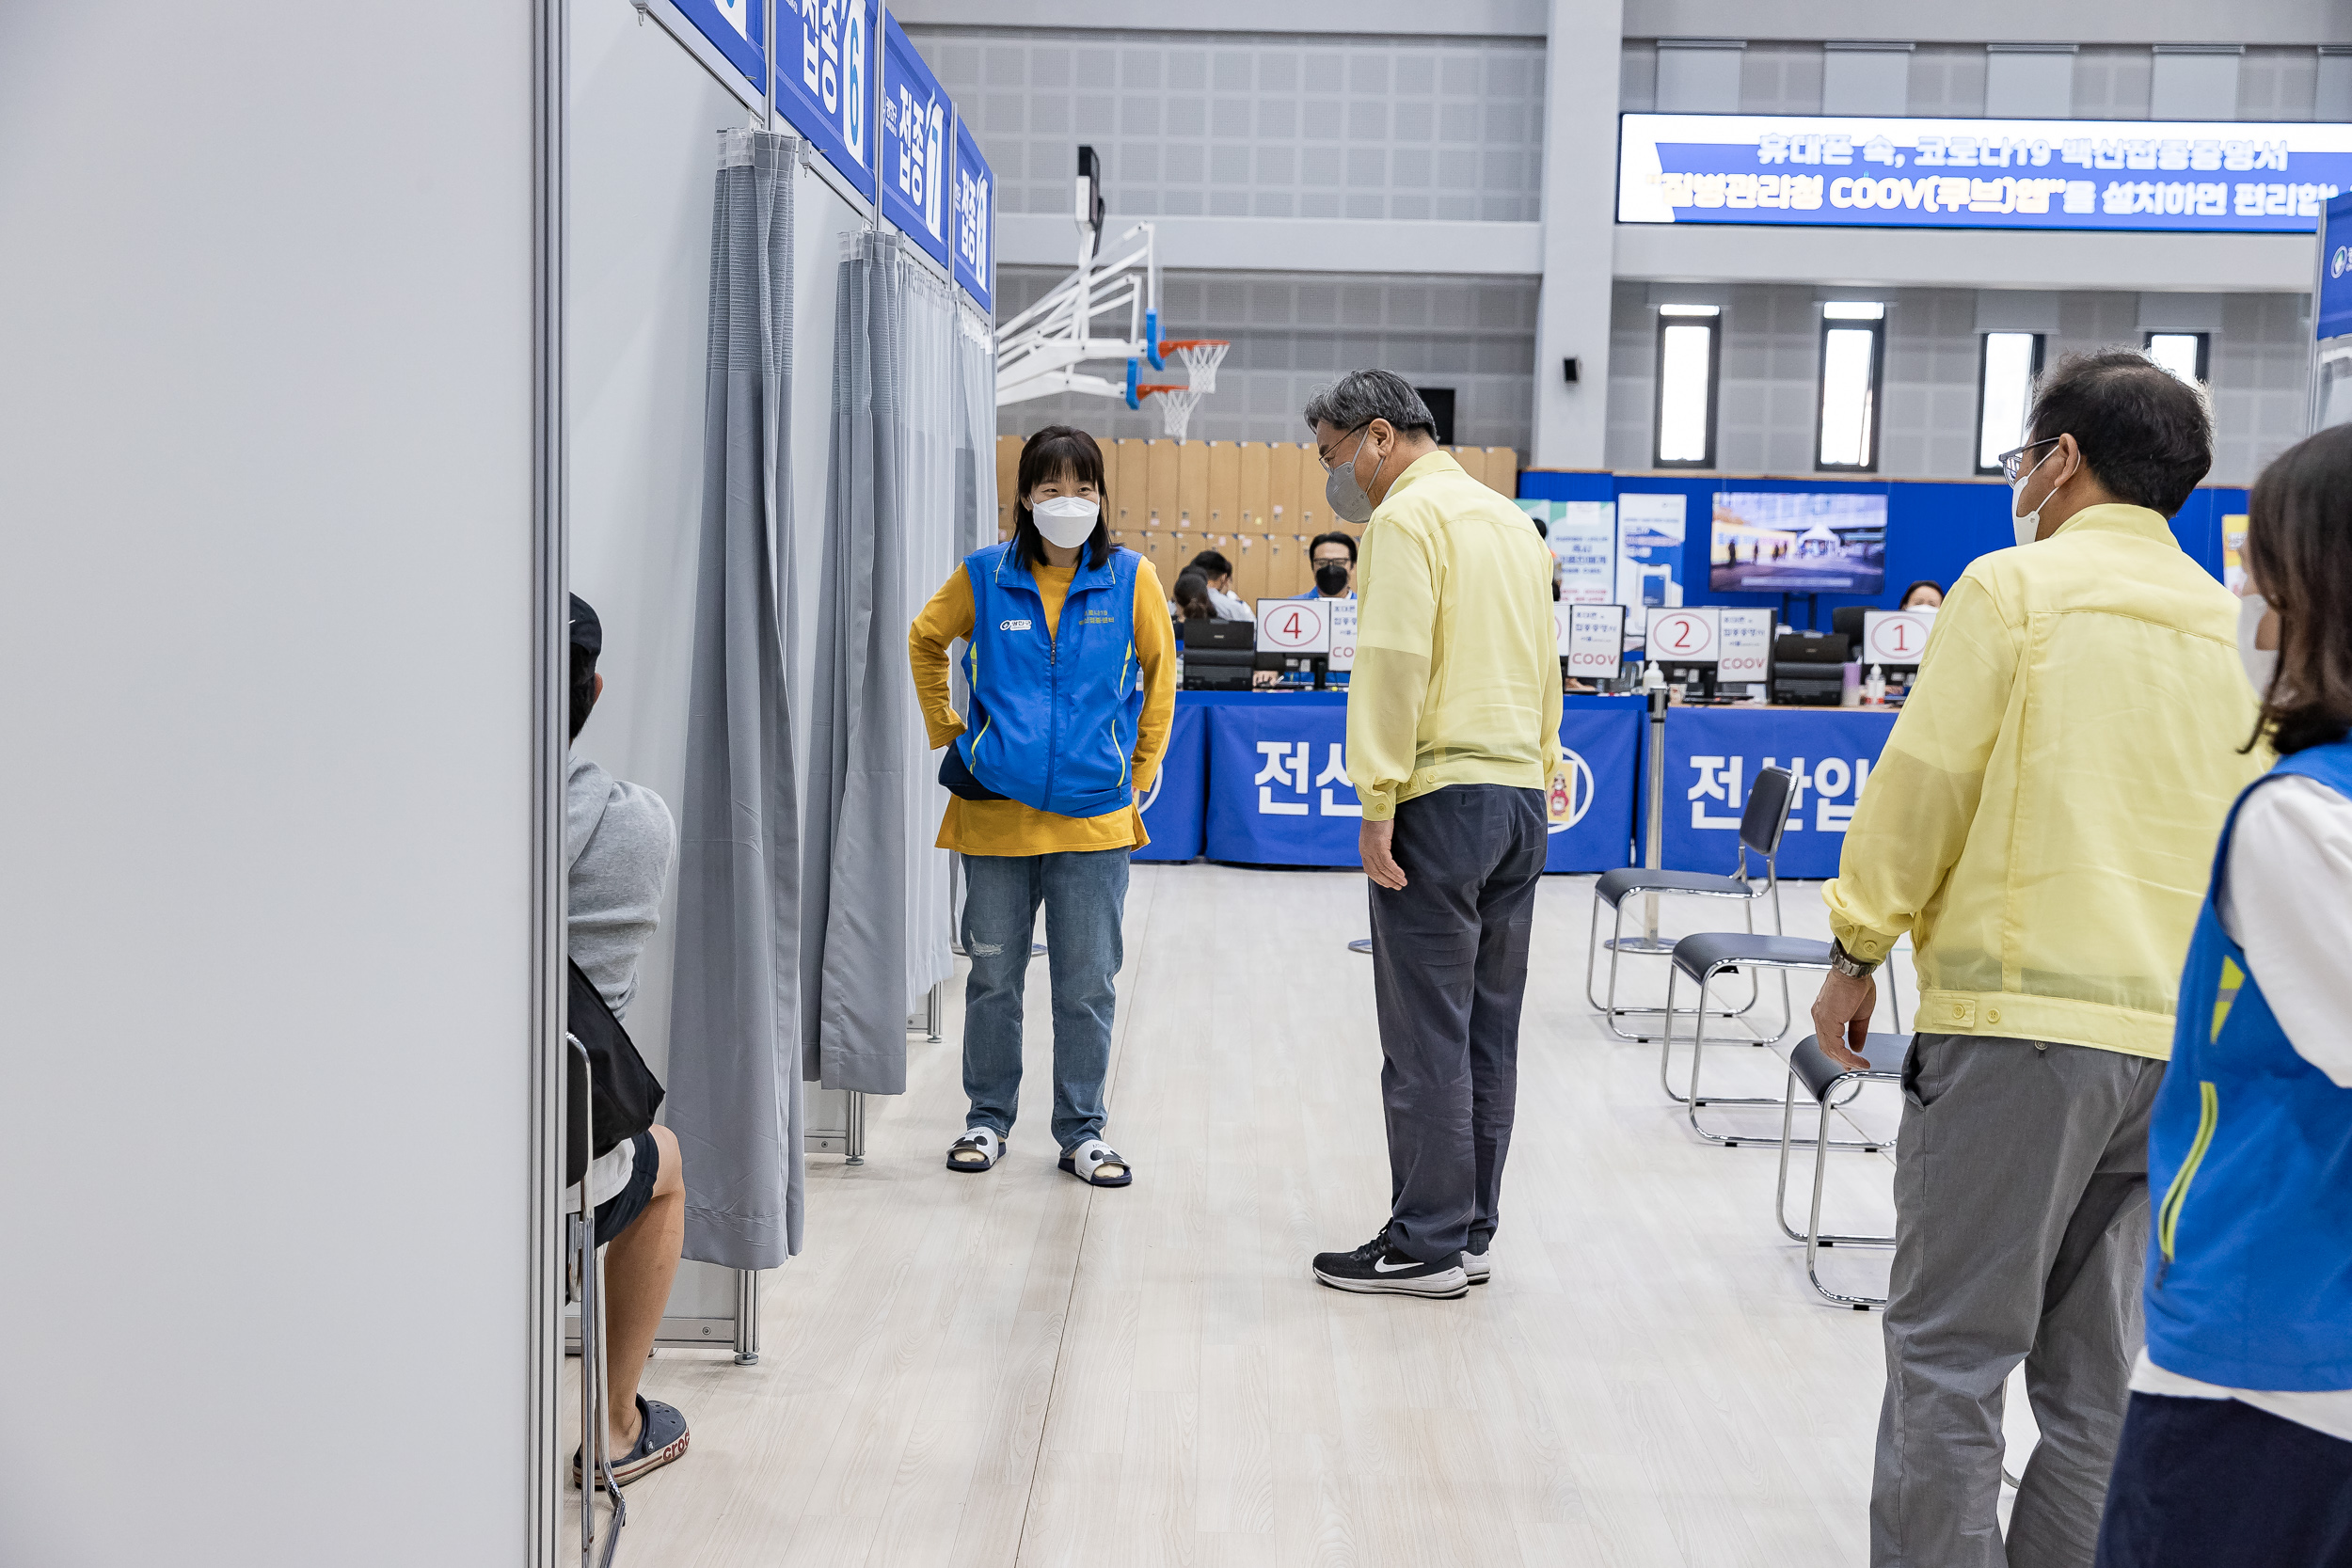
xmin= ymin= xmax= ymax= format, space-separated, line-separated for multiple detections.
xmin=1300 ymin=371 xmax=1563 ymax=1302
xmin=1810 ymin=351 xmax=2262 ymax=1568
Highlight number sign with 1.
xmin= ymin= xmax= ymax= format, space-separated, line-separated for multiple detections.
xmin=1645 ymin=606 xmax=1719 ymax=663
xmin=1255 ymin=598 xmax=1331 ymax=653
xmin=1863 ymin=609 xmax=1935 ymax=666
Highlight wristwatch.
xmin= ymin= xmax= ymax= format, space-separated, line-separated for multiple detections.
xmin=1828 ymin=939 xmax=1881 ymax=981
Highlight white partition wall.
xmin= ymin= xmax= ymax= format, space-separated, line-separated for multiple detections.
xmin=0 ymin=4 xmax=545 ymax=1564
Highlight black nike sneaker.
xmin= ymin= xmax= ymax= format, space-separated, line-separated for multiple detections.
xmin=1311 ymin=1230 xmax=1468 ymax=1298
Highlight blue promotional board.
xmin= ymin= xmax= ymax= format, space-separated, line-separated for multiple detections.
xmin=1133 ymin=703 xmax=1206 ymax=863
xmin=1619 ymin=114 xmax=2351 ymax=234
xmin=670 ymin=0 xmax=765 ymax=102
xmin=2320 ymin=191 xmax=2352 ymax=342
xmin=1192 ymin=694 xmax=1638 ymax=873
xmin=952 ymin=115 xmax=995 ymax=311
xmin=1657 ymin=707 xmax=1898 ymax=880
xmin=877 ymin=13 xmax=951 ymax=268
xmin=779 ymin=0 xmax=873 ymax=198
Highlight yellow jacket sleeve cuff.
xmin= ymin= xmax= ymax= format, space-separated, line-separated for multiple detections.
xmin=1359 ymin=793 xmax=1396 ymax=823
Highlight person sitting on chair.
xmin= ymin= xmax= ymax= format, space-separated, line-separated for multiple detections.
xmin=1185 ymin=549 xmax=1252 ymax=620
xmin=565 ymin=594 xmax=691 ymax=1489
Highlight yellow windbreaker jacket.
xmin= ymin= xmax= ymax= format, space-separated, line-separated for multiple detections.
xmin=1823 ymin=503 xmax=2263 ymax=1059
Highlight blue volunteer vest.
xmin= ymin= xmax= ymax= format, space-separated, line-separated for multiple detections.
xmin=2147 ymin=736 xmax=2352 ymax=1391
xmin=955 ymin=542 xmax=1144 ymax=820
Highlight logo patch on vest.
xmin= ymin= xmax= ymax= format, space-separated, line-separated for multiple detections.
xmin=999 ymin=619 xmax=1033 ymax=632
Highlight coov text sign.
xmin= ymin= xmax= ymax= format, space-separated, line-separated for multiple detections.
xmin=1863 ymin=610 xmax=1936 ymax=665
xmin=1327 ymin=599 xmax=1359 ymax=672
xmin=1566 ymin=605 xmax=1628 ymax=679
xmin=1718 ymin=608 xmax=1772 ymax=682
xmin=1256 ymin=597 xmax=1330 ymax=654
xmin=1645 ymin=606 xmax=1719 ymax=664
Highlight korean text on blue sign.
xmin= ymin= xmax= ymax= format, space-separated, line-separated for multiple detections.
xmin=1619 ymin=114 xmax=2352 ymax=233
xmin=2322 ymin=193 xmax=2352 ymax=343
xmin=878 ymin=15 xmax=951 ymax=266
xmin=952 ymin=116 xmax=994 ymax=310
xmin=782 ymin=0 xmax=872 ymax=196
xmin=1660 ymin=708 xmax=1897 ymax=880
xmin=673 ymin=0 xmax=764 ymax=100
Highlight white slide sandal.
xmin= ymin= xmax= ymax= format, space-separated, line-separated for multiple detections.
xmin=1057 ymin=1138 xmax=1132 ymax=1187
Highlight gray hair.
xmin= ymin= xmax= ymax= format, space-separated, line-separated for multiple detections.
xmin=1301 ymin=370 xmax=1437 ymax=437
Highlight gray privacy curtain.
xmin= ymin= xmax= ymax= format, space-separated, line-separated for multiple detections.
xmin=803 ymin=230 xmax=958 ymax=1094
xmin=952 ymin=302 xmax=997 ymax=562
xmin=665 ymin=129 xmax=804 ymax=1268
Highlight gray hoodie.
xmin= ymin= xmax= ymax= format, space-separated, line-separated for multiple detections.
xmin=566 ymin=752 xmax=675 ymax=1204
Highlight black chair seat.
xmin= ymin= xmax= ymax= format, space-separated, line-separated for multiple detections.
xmin=1788 ymin=1032 xmax=1913 ymax=1101
xmin=1596 ymin=867 xmax=1753 ymax=907
xmin=1669 ymin=932 xmax=1832 ymax=981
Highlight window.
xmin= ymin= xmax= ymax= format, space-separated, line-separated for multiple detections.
xmin=1975 ymin=331 xmax=2044 ymax=475
xmin=2145 ymin=331 xmax=2210 ymax=386
xmin=1653 ymin=304 xmax=1720 ymax=467
xmin=1816 ymin=301 xmax=1884 ymax=471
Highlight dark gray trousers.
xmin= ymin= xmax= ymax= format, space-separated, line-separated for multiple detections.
xmin=1368 ymin=784 xmax=1548 ymax=1262
xmin=1873 ymin=1033 xmax=2166 ymax=1568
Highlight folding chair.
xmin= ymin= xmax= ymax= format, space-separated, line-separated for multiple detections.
xmin=1775 ymin=1032 xmax=1909 ymax=1309
xmin=1586 ymin=766 xmax=1800 ymax=1043
xmin=566 ymin=1037 xmax=627 ymax=1566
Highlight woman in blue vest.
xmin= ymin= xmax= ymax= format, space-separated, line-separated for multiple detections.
xmin=908 ymin=426 xmax=1176 ymax=1187
xmin=2094 ymin=424 xmax=2352 ymax=1565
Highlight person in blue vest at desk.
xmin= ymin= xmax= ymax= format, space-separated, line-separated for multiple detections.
xmin=907 ymin=426 xmax=1176 ymax=1189
xmin=2093 ymin=424 xmax=2352 ymax=1567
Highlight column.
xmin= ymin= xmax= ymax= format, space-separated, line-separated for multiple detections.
xmin=1530 ymin=0 xmax=1627 ymax=471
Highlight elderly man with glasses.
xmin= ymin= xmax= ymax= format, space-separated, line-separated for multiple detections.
xmin=1811 ymin=350 xmax=2264 ymax=1568
xmin=1301 ymin=370 xmax=1562 ymax=1302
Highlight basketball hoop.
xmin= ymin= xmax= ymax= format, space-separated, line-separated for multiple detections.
xmin=1159 ymin=338 xmax=1230 ymax=393
xmin=1136 ymin=383 xmax=1205 ymax=440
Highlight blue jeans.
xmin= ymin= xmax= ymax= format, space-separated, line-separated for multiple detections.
xmin=960 ymin=847 xmax=1130 ymax=1152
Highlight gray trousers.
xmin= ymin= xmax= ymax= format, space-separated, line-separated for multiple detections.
xmin=1873 ymin=1033 xmax=2165 ymax=1568
xmin=1368 ymin=784 xmax=1547 ymax=1262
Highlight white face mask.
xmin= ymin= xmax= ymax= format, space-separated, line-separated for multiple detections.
xmin=2239 ymin=594 xmax=2280 ymax=701
xmin=2010 ymin=445 xmax=2058 ymax=548
xmin=1030 ymin=495 xmax=1100 ymax=550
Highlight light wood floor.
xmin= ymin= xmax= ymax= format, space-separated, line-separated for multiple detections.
xmin=567 ymin=864 xmax=1934 ymax=1567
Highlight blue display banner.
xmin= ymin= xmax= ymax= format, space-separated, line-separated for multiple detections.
xmin=1660 ymin=707 xmax=1898 ymax=880
xmin=951 ymin=115 xmax=995 ymax=310
xmin=1619 ymin=113 xmax=2351 ymax=233
xmin=2321 ymin=192 xmax=2352 ymax=342
xmin=1197 ymin=694 xmax=1639 ymax=873
xmin=671 ymin=0 xmax=764 ymax=101
xmin=1133 ymin=703 xmax=1206 ymax=863
xmin=780 ymin=0 xmax=873 ymax=198
xmin=877 ymin=14 xmax=951 ymax=267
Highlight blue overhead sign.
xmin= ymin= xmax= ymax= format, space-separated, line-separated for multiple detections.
xmin=952 ymin=115 xmax=994 ymax=310
xmin=878 ymin=13 xmax=951 ymax=268
xmin=2321 ymin=193 xmax=2352 ymax=342
xmin=1620 ymin=114 xmax=2351 ymax=234
xmin=669 ymin=0 xmax=765 ymax=101
xmin=781 ymin=0 xmax=873 ymax=198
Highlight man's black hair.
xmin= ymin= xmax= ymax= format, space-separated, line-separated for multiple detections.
xmin=1301 ymin=370 xmax=1438 ymax=439
xmin=568 ymin=593 xmax=602 ymax=741
xmin=2026 ymin=349 xmax=2213 ymax=518
xmin=1309 ymin=531 xmax=1359 ymax=564
xmin=1189 ymin=549 xmax=1234 ymax=578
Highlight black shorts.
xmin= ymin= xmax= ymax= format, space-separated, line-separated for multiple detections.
xmin=592 ymin=1130 xmax=659 ymax=1248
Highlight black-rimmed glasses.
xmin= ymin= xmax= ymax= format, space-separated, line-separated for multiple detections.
xmin=1994 ymin=436 xmax=2061 ymax=482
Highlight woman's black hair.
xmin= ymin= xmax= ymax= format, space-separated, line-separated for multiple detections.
xmin=1188 ymin=549 xmax=1233 ymax=579
xmin=568 ymin=643 xmax=599 ymax=741
xmin=1171 ymin=568 xmax=1214 ymax=620
xmin=1897 ymin=579 xmax=1945 ymax=609
xmin=2241 ymin=423 xmax=2352 ymax=756
xmin=1012 ymin=425 xmax=1112 ymax=570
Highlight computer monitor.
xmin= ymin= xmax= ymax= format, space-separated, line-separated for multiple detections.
xmin=1708 ymin=491 xmax=1887 ymax=594
xmin=1178 ymin=618 xmax=1253 ymax=651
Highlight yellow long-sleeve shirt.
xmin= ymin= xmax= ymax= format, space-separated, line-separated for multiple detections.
xmin=1823 ymin=503 xmax=2265 ymax=1059
xmin=1345 ymin=451 xmax=1564 ymax=822
xmin=908 ymin=553 xmax=1176 ymax=856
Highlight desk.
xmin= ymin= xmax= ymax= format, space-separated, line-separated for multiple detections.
xmin=1650 ymin=705 xmax=1899 ymax=879
xmin=1168 ymin=690 xmax=1642 ymax=872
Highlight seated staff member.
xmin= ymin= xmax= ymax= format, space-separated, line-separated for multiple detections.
xmin=1898 ymin=578 xmax=1945 ymax=610
xmin=2095 ymin=424 xmax=2352 ymax=1568
xmin=907 ymin=426 xmax=1176 ymax=1189
xmin=1294 ymin=531 xmax=1359 ymax=599
xmin=1171 ymin=568 xmax=1215 ymax=623
xmin=1186 ymin=549 xmax=1252 ymax=620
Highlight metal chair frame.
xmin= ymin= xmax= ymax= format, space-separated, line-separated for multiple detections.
xmin=1585 ymin=767 xmax=1803 ymax=1044
xmin=567 ymin=1037 xmax=627 ymax=1567
xmin=1662 ymin=941 xmax=1905 ymax=1146
xmin=1773 ymin=1034 xmax=1907 ymax=1310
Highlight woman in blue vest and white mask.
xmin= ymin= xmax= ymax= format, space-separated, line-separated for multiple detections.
xmin=2093 ymin=423 xmax=2352 ymax=1566
xmin=909 ymin=426 xmax=1176 ymax=1187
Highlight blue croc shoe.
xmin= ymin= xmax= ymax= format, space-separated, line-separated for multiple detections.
xmin=575 ymin=1395 xmax=690 ymax=1490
